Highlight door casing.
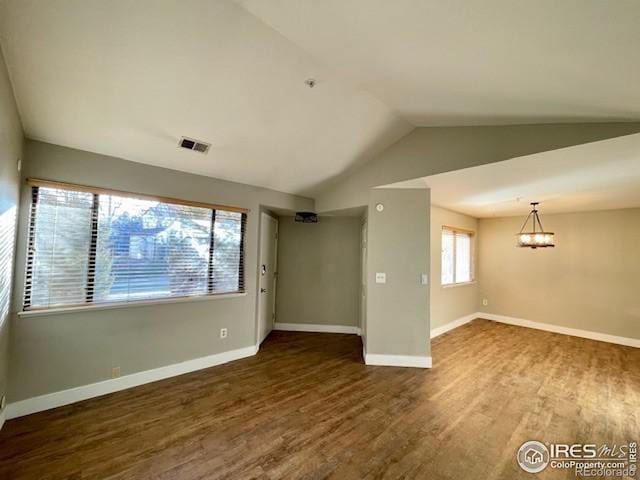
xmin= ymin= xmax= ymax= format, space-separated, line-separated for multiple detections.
xmin=257 ymin=212 xmax=278 ymax=345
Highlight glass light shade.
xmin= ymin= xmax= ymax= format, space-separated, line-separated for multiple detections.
xmin=517 ymin=232 xmax=554 ymax=248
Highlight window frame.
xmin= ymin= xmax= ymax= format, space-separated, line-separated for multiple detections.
xmin=441 ymin=225 xmax=475 ymax=287
xmin=22 ymin=178 xmax=249 ymax=313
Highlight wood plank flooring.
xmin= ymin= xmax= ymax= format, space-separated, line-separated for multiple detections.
xmin=0 ymin=319 xmax=638 ymax=479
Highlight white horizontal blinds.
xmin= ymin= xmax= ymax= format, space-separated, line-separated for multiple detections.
xmin=25 ymin=187 xmax=94 ymax=309
xmin=24 ymin=182 xmax=247 ymax=311
xmin=441 ymin=228 xmax=455 ymax=285
xmin=455 ymin=232 xmax=472 ymax=283
xmin=441 ymin=227 xmax=473 ymax=285
xmin=211 ymin=210 xmax=246 ymax=293
xmin=93 ymin=194 xmax=213 ymax=304
xmin=0 ymin=193 xmax=17 ymax=318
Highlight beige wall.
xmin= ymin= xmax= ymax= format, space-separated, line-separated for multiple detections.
xmin=0 ymin=48 xmax=22 ymax=410
xmin=478 ymin=209 xmax=640 ymax=340
xmin=430 ymin=206 xmax=479 ymax=330
xmin=315 ymin=123 xmax=640 ymax=364
xmin=366 ymin=188 xmax=430 ymax=357
xmin=9 ymin=140 xmax=313 ymax=401
xmin=315 ymin=124 xmax=640 ymax=212
xmin=276 ymin=216 xmax=361 ymax=327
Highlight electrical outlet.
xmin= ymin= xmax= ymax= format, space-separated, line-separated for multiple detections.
xmin=220 ymin=328 xmax=228 ymax=339
xmin=482 ymin=298 xmax=489 ymax=306
xmin=111 ymin=366 xmax=121 ymax=379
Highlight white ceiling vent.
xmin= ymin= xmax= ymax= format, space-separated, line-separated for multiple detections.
xmin=179 ymin=136 xmax=211 ymax=154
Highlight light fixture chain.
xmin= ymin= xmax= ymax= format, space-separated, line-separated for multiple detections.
xmin=534 ymin=211 xmax=545 ymax=233
xmin=519 ymin=211 xmax=534 ymax=234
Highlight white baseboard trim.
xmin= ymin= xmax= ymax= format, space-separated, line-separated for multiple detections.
xmin=479 ymin=312 xmax=640 ymax=348
xmin=6 ymin=344 xmax=259 ymax=420
xmin=274 ymin=322 xmax=361 ymax=336
xmin=431 ymin=313 xmax=477 ymax=338
xmin=365 ymin=353 xmax=432 ymax=368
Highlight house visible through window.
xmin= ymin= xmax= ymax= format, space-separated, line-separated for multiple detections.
xmin=441 ymin=227 xmax=474 ymax=286
xmin=23 ymin=182 xmax=247 ymax=311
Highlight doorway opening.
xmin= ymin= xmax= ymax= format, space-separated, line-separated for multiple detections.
xmin=257 ymin=207 xmax=366 ymax=357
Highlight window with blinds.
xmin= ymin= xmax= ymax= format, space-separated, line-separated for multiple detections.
xmin=24 ymin=182 xmax=247 ymax=311
xmin=441 ymin=227 xmax=474 ymax=286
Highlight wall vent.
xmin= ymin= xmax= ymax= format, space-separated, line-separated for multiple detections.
xmin=179 ymin=136 xmax=211 ymax=154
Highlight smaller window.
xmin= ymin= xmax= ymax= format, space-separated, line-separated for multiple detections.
xmin=441 ymin=227 xmax=474 ymax=286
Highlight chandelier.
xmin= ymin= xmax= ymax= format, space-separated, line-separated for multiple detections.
xmin=517 ymin=202 xmax=554 ymax=249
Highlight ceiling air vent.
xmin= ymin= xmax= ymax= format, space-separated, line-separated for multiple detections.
xmin=179 ymin=136 xmax=211 ymax=154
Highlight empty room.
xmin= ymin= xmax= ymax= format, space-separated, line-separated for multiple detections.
xmin=0 ymin=1 xmax=639 ymax=479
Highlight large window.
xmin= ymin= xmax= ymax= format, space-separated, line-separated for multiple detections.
xmin=441 ymin=227 xmax=474 ymax=286
xmin=23 ymin=181 xmax=247 ymax=311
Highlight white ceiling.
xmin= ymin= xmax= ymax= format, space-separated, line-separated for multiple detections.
xmin=0 ymin=0 xmax=411 ymax=196
xmin=1 ymin=0 xmax=639 ymax=197
xmin=388 ymin=134 xmax=640 ymax=218
xmin=241 ymin=0 xmax=640 ymax=126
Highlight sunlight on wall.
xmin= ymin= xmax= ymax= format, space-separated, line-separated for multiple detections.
xmin=0 ymin=205 xmax=17 ymax=323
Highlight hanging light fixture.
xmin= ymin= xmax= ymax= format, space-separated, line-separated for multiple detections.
xmin=516 ymin=202 xmax=554 ymax=249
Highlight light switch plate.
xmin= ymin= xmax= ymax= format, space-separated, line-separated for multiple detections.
xmin=375 ymin=272 xmax=386 ymax=284
xmin=421 ymin=273 xmax=428 ymax=285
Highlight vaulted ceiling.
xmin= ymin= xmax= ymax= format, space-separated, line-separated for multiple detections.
xmin=0 ymin=0 xmax=411 ymax=196
xmin=1 ymin=0 xmax=639 ymax=197
xmin=242 ymin=0 xmax=640 ymax=126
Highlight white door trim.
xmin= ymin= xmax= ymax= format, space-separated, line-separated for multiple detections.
xmin=257 ymin=212 xmax=278 ymax=345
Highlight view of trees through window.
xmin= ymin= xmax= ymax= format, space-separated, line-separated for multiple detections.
xmin=25 ymin=186 xmax=245 ymax=310
xmin=441 ymin=228 xmax=473 ymax=286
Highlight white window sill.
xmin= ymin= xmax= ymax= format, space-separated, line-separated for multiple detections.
xmin=17 ymin=292 xmax=247 ymax=318
xmin=441 ymin=281 xmax=476 ymax=289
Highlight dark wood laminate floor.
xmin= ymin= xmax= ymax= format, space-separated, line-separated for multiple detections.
xmin=0 ymin=319 xmax=638 ymax=479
